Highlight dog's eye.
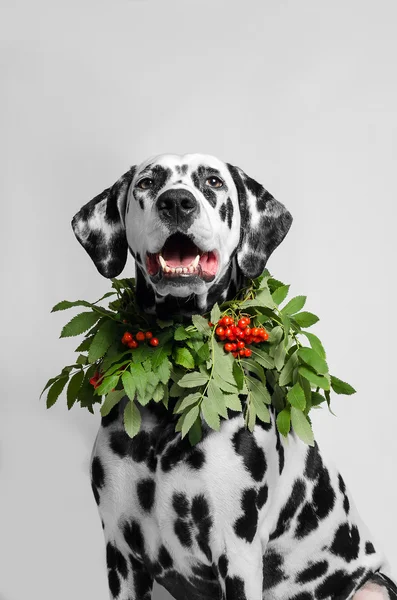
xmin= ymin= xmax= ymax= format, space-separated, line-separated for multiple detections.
xmin=137 ymin=178 xmax=154 ymax=190
xmin=206 ymin=176 xmax=223 ymax=189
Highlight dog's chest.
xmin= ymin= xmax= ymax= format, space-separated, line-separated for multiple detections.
xmin=91 ymin=403 xmax=386 ymax=600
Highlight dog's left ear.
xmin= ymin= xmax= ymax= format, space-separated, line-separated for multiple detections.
xmin=227 ymin=164 xmax=293 ymax=278
xmin=71 ymin=167 xmax=136 ymax=278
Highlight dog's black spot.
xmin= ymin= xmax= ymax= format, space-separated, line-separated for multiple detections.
xmin=191 ymin=563 xmax=215 ymax=580
xmin=269 ymin=479 xmax=306 ymax=541
xmin=191 ymin=165 xmax=227 ymax=209
xmin=161 ymin=437 xmax=192 ymax=472
xmin=296 ymin=560 xmax=328 ymax=584
xmin=312 ymin=466 xmax=335 ymax=520
xmin=330 ymin=523 xmax=360 ymax=562
xmin=108 ymin=569 xmax=121 ymax=597
xmin=225 ymin=575 xmax=247 ymax=600
xmin=123 ymin=520 xmax=145 ymax=556
xmin=133 ymin=567 xmax=153 ymax=598
xmin=131 ymin=430 xmax=151 ymax=462
xmin=137 ymin=478 xmax=156 ymax=512
xmin=219 ymin=202 xmax=227 ymax=222
xmin=191 ymin=494 xmax=210 ymax=524
xmin=343 ymin=495 xmax=350 ymax=514
xmin=158 ymin=544 xmax=173 ymax=569
xmin=290 ymin=594 xmax=313 ymax=600
xmin=218 ymin=554 xmax=228 ymax=579
xmin=274 ymin=421 xmax=285 ymax=475
xmin=365 ymin=541 xmax=375 ymax=555
xmin=234 ymin=488 xmax=258 ymax=543
xmin=174 ymin=518 xmax=192 ymax=547
xmin=91 ymin=482 xmax=100 ymax=505
xmin=232 ymin=427 xmax=267 ymax=481
xmin=295 ymin=502 xmax=319 ymax=539
xmin=305 ymin=443 xmax=323 ymax=480
xmin=139 ymin=198 xmax=144 ymax=210
xmin=109 ymin=430 xmax=130 ymax=458
xmin=186 ymin=448 xmax=205 ymax=470
xmin=158 ymin=569 xmax=222 ymax=600
xmin=107 ymin=542 xmax=128 ymax=579
xmin=262 ymin=549 xmax=286 ymax=590
xmin=172 ymin=492 xmax=190 ymax=518
xmin=191 ymin=495 xmax=212 ymax=561
xmin=338 ymin=473 xmax=346 ymax=493
xmin=91 ymin=456 xmax=105 ymax=506
xmin=147 ymin=448 xmax=158 ymax=472
xmin=315 ymin=568 xmax=365 ymax=600
xmin=257 ymin=483 xmax=269 ymax=509
xmin=226 ymin=196 xmax=234 ymax=229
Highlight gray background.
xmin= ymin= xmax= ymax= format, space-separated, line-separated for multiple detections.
xmin=1 ymin=0 xmax=396 ymax=598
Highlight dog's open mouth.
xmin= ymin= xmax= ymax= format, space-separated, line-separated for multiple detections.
xmin=146 ymin=233 xmax=218 ymax=282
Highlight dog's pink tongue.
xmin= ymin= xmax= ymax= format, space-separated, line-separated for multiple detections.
xmin=163 ymin=248 xmax=196 ymax=267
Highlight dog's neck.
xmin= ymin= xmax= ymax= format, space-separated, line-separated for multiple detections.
xmin=135 ymin=259 xmax=244 ymax=318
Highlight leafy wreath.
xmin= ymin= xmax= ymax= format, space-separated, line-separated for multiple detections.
xmin=42 ymin=271 xmax=355 ymax=446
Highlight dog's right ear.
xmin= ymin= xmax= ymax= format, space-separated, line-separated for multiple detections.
xmin=72 ymin=166 xmax=136 ymax=278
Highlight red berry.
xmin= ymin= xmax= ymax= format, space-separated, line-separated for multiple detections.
xmin=238 ymin=318 xmax=248 ymax=329
xmin=223 ymin=316 xmax=233 ymax=326
xmin=263 ymin=331 xmax=269 ymax=341
xmin=226 ymin=332 xmax=236 ymax=341
xmin=231 ymin=343 xmax=237 ymax=351
xmin=245 ymin=336 xmax=253 ymax=345
xmin=224 ymin=343 xmax=233 ymax=352
xmin=136 ymin=331 xmax=145 ymax=341
xmin=251 ymin=327 xmax=259 ymax=337
xmin=244 ymin=348 xmax=252 ymax=357
xmin=239 ymin=349 xmax=246 ymax=356
xmin=237 ymin=340 xmax=245 ymax=350
xmin=89 ymin=377 xmax=97 ymax=386
xmin=128 ymin=339 xmax=138 ymax=348
xmin=150 ymin=337 xmax=159 ymax=346
xmin=208 ymin=322 xmax=213 ymax=327
xmin=218 ymin=334 xmax=226 ymax=341
xmin=145 ymin=331 xmax=153 ymax=340
xmin=121 ymin=332 xmax=133 ymax=344
xmin=253 ymin=336 xmax=261 ymax=344
xmin=244 ymin=327 xmax=251 ymax=338
xmin=232 ymin=351 xmax=238 ymax=358
xmin=122 ymin=319 xmax=128 ymax=324
xmin=224 ymin=328 xmax=232 ymax=337
xmin=216 ymin=326 xmax=225 ymax=336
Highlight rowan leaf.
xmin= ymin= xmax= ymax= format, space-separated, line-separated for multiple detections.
xmin=181 ymin=405 xmax=200 ymax=439
xmin=67 ymin=370 xmax=84 ymax=409
xmin=277 ymin=407 xmax=291 ymax=436
xmin=207 ymin=380 xmax=228 ymax=418
xmin=60 ymin=312 xmax=102 ymax=338
xmin=201 ymin=396 xmax=220 ymax=430
xmin=224 ymin=394 xmax=242 ymax=411
xmin=174 ymin=347 xmax=195 ymax=369
xmin=281 ymin=295 xmax=306 ymax=316
xmin=330 ymin=375 xmax=356 ymax=395
xmin=174 ymin=326 xmax=189 ymax=341
xmin=293 ymin=311 xmax=319 ymax=328
xmin=302 ymin=332 xmax=326 ymax=359
xmin=178 ymin=371 xmax=209 ymax=388
xmin=210 ymin=304 xmax=221 ymax=325
xmin=287 ymin=382 xmax=306 ymax=410
xmin=298 ymin=366 xmax=330 ymax=390
xmin=100 ymin=390 xmax=125 ymax=416
xmin=279 ymin=351 xmax=299 ymax=386
xmin=121 ymin=370 xmax=136 ymax=401
xmin=88 ymin=320 xmax=118 ymax=362
xmin=291 ymin=407 xmax=314 ymax=446
xmin=124 ymin=400 xmax=141 ymax=438
xmin=188 ymin=417 xmax=202 ymax=446
xmin=192 ymin=314 xmax=211 ymax=336
xmin=298 ymin=347 xmax=328 ymax=375
xmin=272 ymin=285 xmax=290 ymax=305
xmin=47 ymin=376 xmax=68 ymax=408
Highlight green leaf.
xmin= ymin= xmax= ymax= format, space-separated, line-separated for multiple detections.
xmin=75 ymin=335 xmax=95 ymax=352
xmin=210 ymin=304 xmax=221 ymax=325
xmin=174 ymin=347 xmax=195 ymax=369
xmin=151 ymin=346 xmax=170 ymax=369
xmin=268 ymin=326 xmax=283 ymax=345
xmin=124 ymin=400 xmax=141 ymax=438
xmin=157 ymin=318 xmax=174 ymax=328
xmin=213 ymin=374 xmax=239 ymax=394
xmin=287 ymin=382 xmax=306 ymax=410
xmin=241 ymin=288 xmax=275 ymax=309
xmin=51 ymin=299 xmax=91 ymax=312
xmin=280 ymin=313 xmax=291 ymax=345
xmin=240 ymin=359 xmax=266 ymax=383
xmin=152 ymin=384 xmax=165 ymax=403
xmin=246 ymin=375 xmax=271 ymax=405
xmin=174 ymin=326 xmax=189 ymax=341
xmin=76 ymin=354 xmax=87 ymax=365
xmin=130 ymin=363 xmax=148 ymax=399
xmin=88 ymin=320 xmax=118 ymax=362
xmin=188 ymin=417 xmax=202 ymax=446
xmin=302 ymin=332 xmax=326 ymax=359
xmin=279 ymin=351 xmax=299 ymax=386
xmin=293 ymin=311 xmax=319 ymax=328
xmin=249 ymin=347 xmax=275 ymax=369
xmin=40 ymin=375 xmax=61 ymax=398
xmin=60 ymin=312 xmax=102 ymax=338
xmin=272 ymin=285 xmax=290 ymax=305
xmin=330 ymin=375 xmax=356 ymax=395
xmin=95 ymin=374 xmax=120 ymax=395
xmin=178 ymin=371 xmax=209 ymax=388
xmin=201 ymin=396 xmax=221 ymax=430
xmin=100 ymin=390 xmax=125 ymax=416
xmin=170 ymin=382 xmax=185 ymax=397
xmin=311 ymin=391 xmax=326 ymax=406
xmin=181 ymin=405 xmax=200 ymax=439
xmin=192 ymin=314 xmax=211 ymax=336
xmin=291 ymin=407 xmax=314 ymax=446
xmin=272 ymin=385 xmax=286 ymax=412
xmin=281 ymin=295 xmax=306 ymax=316
xmin=232 ymin=361 xmax=244 ymax=390
xmin=224 ymin=394 xmax=242 ymax=411
xmin=246 ymin=402 xmax=256 ymax=431
xmin=121 ymin=370 xmax=136 ymax=401
xmin=298 ymin=347 xmax=329 ymax=375
xmin=197 ymin=342 xmax=210 ymax=362
xmin=174 ymin=392 xmax=202 ymax=414
xmin=46 ymin=376 xmax=68 ymax=408
xmin=274 ymin=342 xmax=287 ymax=371
xmin=298 ymin=366 xmax=330 ymax=390
xmin=277 ymin=408 xmax=291 ymax=436
xmin=67 ymin=370 xmax=84 ymax=409
xmin=207 ymin=380 xmax=228 ymax=418
xmin=156 ymin=357 xmax=171 ymax=385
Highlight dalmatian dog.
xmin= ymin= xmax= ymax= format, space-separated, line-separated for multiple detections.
xmin=72 ymin=154 xmax=396 ymax=600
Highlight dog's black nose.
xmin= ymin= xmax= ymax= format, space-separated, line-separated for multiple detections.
xmin=156 ymin=189 xmax=198 ymax=226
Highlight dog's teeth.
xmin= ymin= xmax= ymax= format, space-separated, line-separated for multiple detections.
xmin=176 ymin=267 xmax=183 ymax=274
xmin=183 ymin=267 xmax=188 ymax=273
xmin=192 ymin=255 xmax=200 ymax=268
xmin=159 ymin=256 xmax=166 ymax=269
xmin=170 ymin=267 xmax=176 ymax=274
xmin=164 ymin=266 xmax=171 ymax=273
xmin=188 ymin=266 xmax=195 ymax=273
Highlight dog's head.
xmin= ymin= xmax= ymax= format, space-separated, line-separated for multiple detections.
xmin=72 ymin=154 xmax=292 ymax=313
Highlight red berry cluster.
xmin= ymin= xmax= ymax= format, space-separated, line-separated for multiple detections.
xmin=214 ymin=316 xmax=269 ymax=358
xmin=121 ymin=331 xmax=159 ymax=349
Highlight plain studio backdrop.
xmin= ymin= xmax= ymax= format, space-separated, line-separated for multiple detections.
xmin=1 ymin=1 xmax=396 ymax=598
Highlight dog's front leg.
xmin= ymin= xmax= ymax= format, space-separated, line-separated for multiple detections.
xmin=217 ymin=534 xmax=263 ymax=600
xmin=105 ymin=539 xmax=154 ymax=600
